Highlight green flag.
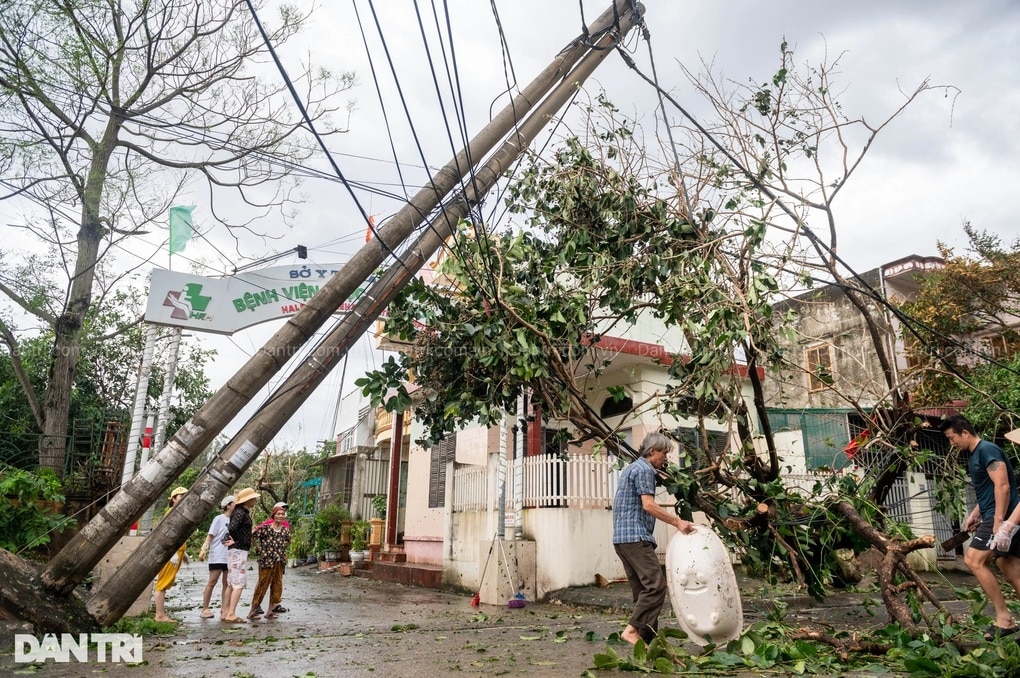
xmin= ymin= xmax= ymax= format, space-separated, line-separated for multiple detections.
xmin=168 ymin=205 xmax=195 ymax=254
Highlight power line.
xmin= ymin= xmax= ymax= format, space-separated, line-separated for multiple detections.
xmin=243 ymin=0 xmax=407 ymax=272
xmin=612 ymin=27 xmax=1020 ymax=408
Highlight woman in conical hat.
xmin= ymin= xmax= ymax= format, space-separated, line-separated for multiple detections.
xmin=153 ymin=487 xmax=190 ymax=622
xmin=221 ymin=487 xmax=260 ymax=623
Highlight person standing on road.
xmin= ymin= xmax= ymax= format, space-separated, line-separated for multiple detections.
xmin=256 ymin=501 xmax=291 ymax=530
xmin=248 ymin=502 xmax=291 ymax=619
xmin=153 ymin=486 xmax=190 ymax=623
xmin=221 ymin=487 xmax=259 ymax=623
xmin=612 ymin=432 xmax=695 ymax=645
xmin=197 ymin=494 xmax=235 ymax=619
xmin=941 ymin=415 xmax=1020 ymax=639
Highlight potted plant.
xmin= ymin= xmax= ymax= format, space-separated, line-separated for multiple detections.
xmin=369 ymin=494 xmax=386 ymax=547
xmin=287 ymin=517 xmax=314 ymax=566
xmin=370 ymin=494 xmax=387 ymax=521
xmin=314 ymin=500 xmax=351 ymax=560
xmin=321 ymin=536 xmax=343 ymax=562
xmin=350 ymin=520 xmax=371 ymax=561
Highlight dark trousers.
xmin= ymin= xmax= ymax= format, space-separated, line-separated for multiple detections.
xmin=614 ymin=541 xmax=666 ymax=643
xmin=250 ymin=562 xmax=285 ymax=609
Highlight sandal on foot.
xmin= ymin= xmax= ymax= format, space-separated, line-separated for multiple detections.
xmin=984 ymin=625 xmax=1019 ymax=640
xmin=264 ymin=612 xmax=278 ymax=619
xmin=271 ymin=605 xmax=288 ymax=613
xmin=222 ymin=616 xmax=247 ymax=624
xmin=200 ymin=609 xmax=214 ymax=618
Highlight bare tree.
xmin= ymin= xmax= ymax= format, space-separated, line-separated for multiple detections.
xmin=0 ymin=0 xmax=354 ymax=475
xmin=666 ymin=41 xmax=958 ymax=501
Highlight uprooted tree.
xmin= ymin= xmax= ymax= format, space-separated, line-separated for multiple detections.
xmin=358 ymin=43 xmax=987 ymax=647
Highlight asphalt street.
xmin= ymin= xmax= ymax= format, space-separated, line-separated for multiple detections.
xmin=3 ymin=560 xmax=644 ymax=677
xmin=0 ymin=558 xmax=981 ymax=677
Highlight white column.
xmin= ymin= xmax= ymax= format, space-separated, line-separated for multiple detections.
xmin=140 ymin=327 xmax=183 ymax=531
xmin=513 ymin=394 xmax=525 ymax=540
xmin=120 ymin=324 xmax=158 ymax=487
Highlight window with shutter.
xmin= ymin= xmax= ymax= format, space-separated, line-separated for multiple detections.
xmin=428 ymin=433 xmax=457 ymax=508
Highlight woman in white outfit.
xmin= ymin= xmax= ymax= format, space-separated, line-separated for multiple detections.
xmin=198 ymin=495 xmax=234 ymax=619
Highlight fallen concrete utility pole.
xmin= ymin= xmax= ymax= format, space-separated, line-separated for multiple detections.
xmin=37 ymin=4 xmax=618 ymax=600
xmin=84 ymin=3 xmax=644 ymax=626
xmin=1 ymin=3 xmax=639 ymax=635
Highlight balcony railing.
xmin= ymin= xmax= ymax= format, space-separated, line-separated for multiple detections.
xmin=374 ymin=408 xmax=410 ymax=445
xmin=519 ymin=454 xmax=619 ymax=508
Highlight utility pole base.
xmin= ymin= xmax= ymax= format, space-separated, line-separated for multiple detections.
xmin=0 ymin=549 xmax=99 ymax=637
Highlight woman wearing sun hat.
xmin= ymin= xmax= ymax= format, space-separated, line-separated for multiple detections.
xmin=221 ymin=487 xmax=259 ymax=623
xmin=153 ymin=486 xmax=190 ymax=622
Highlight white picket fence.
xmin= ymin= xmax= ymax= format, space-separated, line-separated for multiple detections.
xmin=452 ymin=455 xmax=621 ymax=512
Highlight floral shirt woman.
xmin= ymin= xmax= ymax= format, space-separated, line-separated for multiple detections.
xmin=248 ymin=504 xmax=292 ymax=619
xmin=253 ymin=520 xmax=291 ymax=568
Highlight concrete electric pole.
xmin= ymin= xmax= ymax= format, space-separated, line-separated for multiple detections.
xmin=28 ymin=0 xmax=645 ymax=629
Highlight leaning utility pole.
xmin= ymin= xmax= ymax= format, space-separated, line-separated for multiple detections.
xmin=16 ymin=0 xmax=643 ymax=630
xmin=85 ymin=2 xmax=644 ymax=626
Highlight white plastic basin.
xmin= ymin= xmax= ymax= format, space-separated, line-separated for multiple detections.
xmin=665 ymin=525 xmax=743 ymax=646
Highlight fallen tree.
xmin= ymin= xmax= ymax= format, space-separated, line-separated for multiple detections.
xmin=356 ymin=43 xmax=974 ymax=642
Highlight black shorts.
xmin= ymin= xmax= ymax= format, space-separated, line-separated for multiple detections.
xmin=970 ymin=517 xmax=1020 ymax=557
xmin=209 ymin=563 xmax=227 ymax=571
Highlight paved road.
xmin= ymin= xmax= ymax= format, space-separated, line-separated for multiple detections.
xmin=0 ymin=559 xmax=981 ymax=677
xmin=3 ymin=560 xmax=640 ymax=677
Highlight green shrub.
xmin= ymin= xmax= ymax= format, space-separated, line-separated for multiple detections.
xmin=313 ymin=501 xmax=351 ymax=554
xmin=288 ymin=516 xmax=314 ymax=560
xmin=0 ymin=465 xmax=76 ymax=554
xmin=350 ymin=520 xmax=370 ymax=552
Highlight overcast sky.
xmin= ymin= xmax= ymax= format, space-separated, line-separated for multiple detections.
xmin=247 ymin=0 xmax=1019 ymax=451
xmin=5 ymin=1 xmax=1019 ymax=454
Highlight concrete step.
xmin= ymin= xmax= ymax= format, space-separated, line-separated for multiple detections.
xmin=361 ymin=561 xmax=443 ymax=589
xmin=378 ymin=548 xmax=407 ymax=563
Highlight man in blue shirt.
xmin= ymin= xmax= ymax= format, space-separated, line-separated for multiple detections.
xmin=612 ymin=432 xmax=695 ymax=645
xmin=941 ymin=415 xmax=1020 ymax=638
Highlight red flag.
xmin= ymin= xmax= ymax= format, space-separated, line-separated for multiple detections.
xmin=843 ymin=429 xmax=870 ymax=459
xmin=365 ymin=215 xmax=375 ymax=242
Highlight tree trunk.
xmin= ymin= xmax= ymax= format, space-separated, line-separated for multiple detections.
xmin=38 ymin=212 xmax=102 ymax=475
xmin=38 ymin=133 xmax=116 ymax=476
xmin=831 ymin=500 xmax=942 ymax=634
